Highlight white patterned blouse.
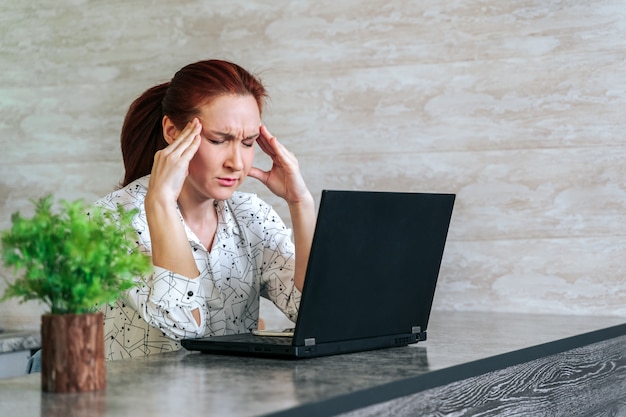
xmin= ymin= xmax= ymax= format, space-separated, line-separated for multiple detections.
xmin=94 ymin=175 xmax=300 ymax=360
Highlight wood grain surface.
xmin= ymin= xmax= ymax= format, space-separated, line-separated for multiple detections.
xmin=41 ymin=313 xmax=106 ymax=393
xmin=340 ymin=335 xmax=626 ymax=417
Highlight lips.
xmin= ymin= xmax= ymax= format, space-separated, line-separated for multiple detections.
xmin=217 ymin=177 xmax=238 ymax=187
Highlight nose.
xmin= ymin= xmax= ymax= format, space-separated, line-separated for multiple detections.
xmin=224 ymin=142 xmax=244 ymax=171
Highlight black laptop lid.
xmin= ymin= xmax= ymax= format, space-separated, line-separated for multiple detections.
xmin=292 ymin=190 xmax=455 ymax=346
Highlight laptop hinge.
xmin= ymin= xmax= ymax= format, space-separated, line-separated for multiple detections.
xmin=304 ymin=338 xmax=316 ymax=346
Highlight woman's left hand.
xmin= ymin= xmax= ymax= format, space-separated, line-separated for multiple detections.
xmin=249 ymin=125 xmax=316 ymax=292
xmin=248 ymin=125 xmax=311 ymax=205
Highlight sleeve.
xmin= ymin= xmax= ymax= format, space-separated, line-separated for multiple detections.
xmin=122 ymin=266 xmax=209 ymax=340
xmin=259 ymin=207 xmax=302 ymax=322
xmin=93 ymin=184 xmax=209 ymax=341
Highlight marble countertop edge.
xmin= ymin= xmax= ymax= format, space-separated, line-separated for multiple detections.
xmin=0 ymin=330 xmax=41 ymax=354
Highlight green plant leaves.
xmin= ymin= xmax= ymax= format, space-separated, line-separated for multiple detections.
xmin=1 ymin=195 xmax=151 ymax=314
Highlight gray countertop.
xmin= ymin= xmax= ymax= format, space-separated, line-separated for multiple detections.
xmin=0 ymin=330 xmax=40 ymax=354
xmin=0 ymin=310 xmax=624 ymax=417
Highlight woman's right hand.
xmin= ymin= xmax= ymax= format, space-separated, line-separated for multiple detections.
xmin=147 ymin=118 xmax=202 ymax=203
xmin=144 ymin=118 xmax=203 ymax=285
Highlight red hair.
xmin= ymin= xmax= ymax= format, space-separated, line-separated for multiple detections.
xmin=120 ymin=60 xmax=267 ymax=186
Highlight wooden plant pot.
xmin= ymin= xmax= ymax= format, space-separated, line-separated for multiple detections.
xmin=41 ymin=312 xmax=106 ymax=393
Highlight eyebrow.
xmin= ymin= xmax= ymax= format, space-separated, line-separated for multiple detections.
xmin=207 ymin=130 xmax=260 ymax=141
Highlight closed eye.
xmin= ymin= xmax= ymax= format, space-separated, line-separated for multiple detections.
xmin=207 ymin=138 xmax=255 ymax=147
xmin=207 ymin=138 xmax=225 ymax=145
xmin=204 ymin=131 xmax=258 ymax=147
xmin=242 ymin=138 xmax=256 ymax=148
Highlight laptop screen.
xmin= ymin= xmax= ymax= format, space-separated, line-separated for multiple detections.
xmin=292 ymin=190 xmax=455 ymax=346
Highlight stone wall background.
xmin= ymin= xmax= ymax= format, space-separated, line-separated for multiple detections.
xmin=1 ymin=0 xmax=625 ymax=329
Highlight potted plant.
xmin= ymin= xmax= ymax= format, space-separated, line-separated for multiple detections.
xmin=1 ymin=195 xmax=150 ymax=393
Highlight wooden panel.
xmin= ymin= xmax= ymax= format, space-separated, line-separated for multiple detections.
xmin=339 ymin=334 xmax=626 ymax=416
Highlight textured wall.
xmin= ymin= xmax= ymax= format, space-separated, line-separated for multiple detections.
xmin=1 ymin=0 xmax=625 ymax=329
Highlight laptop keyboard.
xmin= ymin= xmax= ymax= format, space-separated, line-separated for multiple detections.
xmin=251 ymin=336 xmax=293 ymax=345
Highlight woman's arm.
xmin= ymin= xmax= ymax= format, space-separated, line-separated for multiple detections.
xmin=146 ymin=118 xmax=202 ymax=279
xmin=248 ymin=125 xmax=316 ymax=292
xmin=145 ymin=118 xmax=203 ymax=324
xmin=127 ymin=266 xmax=207 ymax=340
xmin=287 ymin=195 xmax=316 ymax=291
xmin=94 ymin=188 xmax=207 ymax=340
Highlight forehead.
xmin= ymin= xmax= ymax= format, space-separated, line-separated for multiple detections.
xmin=197 ymin=94 xmax=261 ymax=130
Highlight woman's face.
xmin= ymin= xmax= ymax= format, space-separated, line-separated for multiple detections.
xmin=187 ymin=94 xmax=261 ymax=201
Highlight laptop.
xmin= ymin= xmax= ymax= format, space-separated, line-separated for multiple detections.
xmin=181 ymin=189 xmax=455 ymax=358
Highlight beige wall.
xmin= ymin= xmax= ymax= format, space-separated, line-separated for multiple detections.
xmin=1 ymin=0 xmax=625 ymax=329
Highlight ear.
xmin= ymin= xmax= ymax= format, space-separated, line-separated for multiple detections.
xmin=162 ymin=115 xmax=179 ymax=145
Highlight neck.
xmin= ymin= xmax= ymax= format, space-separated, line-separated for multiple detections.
xmin=177 ymin=187 xmax=218 ymax=249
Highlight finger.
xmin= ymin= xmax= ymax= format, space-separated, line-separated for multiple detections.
xmin=257 ymin=136 xmax=275 ymax=158
xmin=247 ymin=167 xmax=269 ymax=184
xmin=179 ymin=119 xmax=202 ymax=142
xmin=262 ymin=125 xmax=292 ymax=156
xmin=168 ymin=119 xmax=202 ymax=152
xmin=258 ymin=125 xmax=277 ymax=157
xmin=155 ymin=120 xmax=201 ymax=167
xmin=256 ymin=136 xmax=275 ymax=159
xmin=180 ymin=134 xmax=201 ymax=160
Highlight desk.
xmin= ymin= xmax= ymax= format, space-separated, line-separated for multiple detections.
xmin=1 ymin=311 xmax=624 ymax=416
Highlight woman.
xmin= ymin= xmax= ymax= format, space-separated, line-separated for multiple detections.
xmin=95 ymin=59 xmax=316 ymax=360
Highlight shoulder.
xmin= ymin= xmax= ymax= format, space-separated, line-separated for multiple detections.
xmin=93 ymin=175 xmax=150 ymax=210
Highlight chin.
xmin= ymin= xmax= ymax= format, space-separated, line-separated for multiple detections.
xmin=208 ymin=187 xmax=238 ymax=201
